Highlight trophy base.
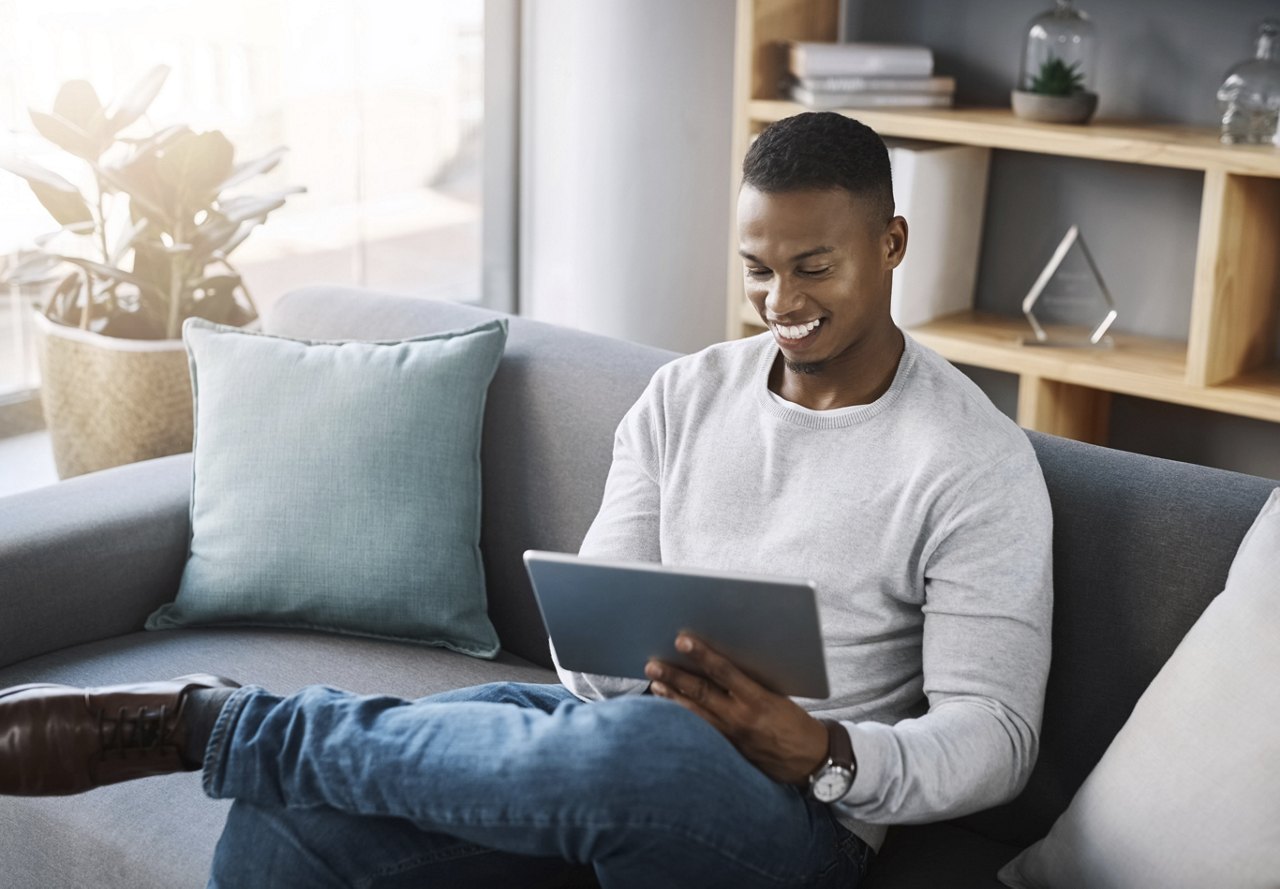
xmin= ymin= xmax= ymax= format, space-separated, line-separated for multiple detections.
xmin=1019 ymin=334 xmax=1115 ymax=349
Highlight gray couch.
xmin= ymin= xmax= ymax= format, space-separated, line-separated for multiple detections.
xmin=1 ymin=285 xmax=1275 ymax=888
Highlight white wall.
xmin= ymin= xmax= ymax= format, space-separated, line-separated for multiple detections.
xmin=519 ymin=0 xmax=736 ymax=354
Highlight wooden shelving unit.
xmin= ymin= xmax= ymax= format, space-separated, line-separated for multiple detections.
xmin=727 ymin=0 xmax=1280 ymax=444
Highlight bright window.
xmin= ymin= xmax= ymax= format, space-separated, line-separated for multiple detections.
xmin=1 ymin=0 xmax=499 ymax=398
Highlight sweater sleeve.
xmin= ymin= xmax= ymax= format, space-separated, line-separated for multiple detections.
xmin=835 ymin=449 xmax=1054 ymax=823
xmin=552 ymin=382 xmax=664 ymax=700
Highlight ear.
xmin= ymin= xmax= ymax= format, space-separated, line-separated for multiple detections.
xmin=883 ymin=217 xmax=908 ymax=271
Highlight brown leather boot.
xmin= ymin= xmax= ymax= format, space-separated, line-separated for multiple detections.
xmin=0 ymin=674 xmax=240 ymax=796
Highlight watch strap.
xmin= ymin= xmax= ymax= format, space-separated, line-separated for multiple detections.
xmin=819 ymin=718 xmax=856 ymax=773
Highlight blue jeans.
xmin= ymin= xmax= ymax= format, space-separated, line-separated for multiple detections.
xmin=202 ymin=681 xmax=872 ymax=888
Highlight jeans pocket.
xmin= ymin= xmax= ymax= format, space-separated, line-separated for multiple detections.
xmin=833 ymin=821 xmax=875 ymax=884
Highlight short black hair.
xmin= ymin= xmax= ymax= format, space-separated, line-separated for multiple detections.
xmin=742 ymin=112 xmax=894 ymax=223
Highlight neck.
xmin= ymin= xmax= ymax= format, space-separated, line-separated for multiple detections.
xmin=771 ymin=324 xmax=906 ymax=411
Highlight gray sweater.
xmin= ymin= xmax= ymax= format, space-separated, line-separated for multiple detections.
xmin=553 ymin=331 xmax=1054 ymax=852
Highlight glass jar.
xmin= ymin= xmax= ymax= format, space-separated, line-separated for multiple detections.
xmin=1018 ymin=0 xmax=1096 ymax=96
xmin=1217 ymin=19 xmax=1280 ymax=145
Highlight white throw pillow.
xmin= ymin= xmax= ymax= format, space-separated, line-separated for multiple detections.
xmin=998 ymin=488 xmax=1280 ymax=889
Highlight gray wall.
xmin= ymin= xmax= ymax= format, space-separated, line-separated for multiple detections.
xmin=846 ymin=0 xmax=1280 ymax=480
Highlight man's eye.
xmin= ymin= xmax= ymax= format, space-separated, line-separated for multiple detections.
xmin=798 ymin=267 xmax=830 ymax=276
xmin=746 ymin=268 xmax=771 ymax=279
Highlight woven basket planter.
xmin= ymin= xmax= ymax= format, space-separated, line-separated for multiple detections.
xmin=34 ymin=312 xmax=193 ymax=479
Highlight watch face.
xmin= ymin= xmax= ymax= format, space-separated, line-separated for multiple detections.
xmin=813 ymin=766 xmax=854 ymax=803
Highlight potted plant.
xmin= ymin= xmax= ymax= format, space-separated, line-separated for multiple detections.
xmin=1 ymin=66 xmax=302 ymax=478
xmin=1012 ymin=55 xmax=1099 ymax=124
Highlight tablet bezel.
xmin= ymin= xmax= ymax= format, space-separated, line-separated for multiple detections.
xmin=523 ymin=550 xmax=830 ymax=700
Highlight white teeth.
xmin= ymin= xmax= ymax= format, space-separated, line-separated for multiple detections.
xmin=774 ymin=319 xmax=820 ymax=340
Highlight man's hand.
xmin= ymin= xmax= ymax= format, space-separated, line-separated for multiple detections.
xmin=645 ymin=633 xmax=829 ymax=785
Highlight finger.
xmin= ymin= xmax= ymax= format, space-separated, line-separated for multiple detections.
xmin=676 ymin=634 xmax=762 ymax=701
xmin=645 ymin=656 xmax=711 ymax=687
xmin=649 ymin=679 xmax=730 ymax=735
xmin=646 ymin=658 xmax=728 ymax=709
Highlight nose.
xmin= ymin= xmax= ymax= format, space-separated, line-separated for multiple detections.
xmin=764 ymin=275 xmax=803 ymax=318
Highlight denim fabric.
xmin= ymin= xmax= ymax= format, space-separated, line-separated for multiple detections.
xmin=203 ymin=682 xmax=872 ymax=888
xmin=146 ymin=317 xmax=507 ymax=658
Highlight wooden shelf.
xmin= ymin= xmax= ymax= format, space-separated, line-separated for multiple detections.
xmin=910 ymin=312 xmax=1280 ymax=423
xmin=729 ymin=1 xmax=1280 ymax=443
xmin=749 ymin=101 xmax=1280 ymax=178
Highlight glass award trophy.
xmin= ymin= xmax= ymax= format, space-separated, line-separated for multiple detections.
xmin=1021 ymin=225 xmax=1117 ymax=347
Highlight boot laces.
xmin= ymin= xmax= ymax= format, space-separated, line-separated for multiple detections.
xmin=97 ymin=704 xmax=175 ymax=759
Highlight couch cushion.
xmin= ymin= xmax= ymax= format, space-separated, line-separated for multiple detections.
xmin=147 ymin=317 xmax=508 ymax=658
xmin=0 ymin=627 xmax=557 ymax=889
xmin=264 ymin=287 xmax=678 ymax=667
xmin=997 ymin=488 xmax=1280 ymax=888
xmin=863 ymin=823 xmax=1019 ymax=888
xmin=953 ymin=433 xmax=1278 ymax=849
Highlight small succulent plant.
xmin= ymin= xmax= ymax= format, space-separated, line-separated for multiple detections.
xmin=1030 ymin=56 xmax=1087 ymax=97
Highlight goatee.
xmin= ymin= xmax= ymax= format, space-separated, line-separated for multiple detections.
xmin=784 ymin=358 xmax=826 ymax=375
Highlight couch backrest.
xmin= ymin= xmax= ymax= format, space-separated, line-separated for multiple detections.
xmin=955 ymin=432 xmax=1276 ymax=847
xmin=267 ymin=287 xmax=675 ymax=667
xmin=269 ymin=288 xmax=1278 ymax=847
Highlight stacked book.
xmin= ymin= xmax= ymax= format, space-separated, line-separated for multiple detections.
xmin=787 ymin=42 xmax=955 ymax=109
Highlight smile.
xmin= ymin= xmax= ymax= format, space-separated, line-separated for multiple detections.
xmin=770 ymin=318 xmax=823 ymax=343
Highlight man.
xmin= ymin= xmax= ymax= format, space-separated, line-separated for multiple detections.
xmin=0 ymin=112 xmax=1052 ymax=888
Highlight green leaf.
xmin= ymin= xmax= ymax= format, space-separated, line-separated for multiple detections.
xmin=218 ymin=191 xmax=290 ymax=224
xmin=0 ymin=157 xmax=83 ymax=193
xmin=117 ymin=123 xmax=189 ymax=152
xmin=100 ymin=126 xmax=191 ymax=224
xmin=42 ymin=271 xmax=86 ymax=325
xmin=0 ymin=158 xmax=95 ymax=227
xmin=129 ymin=242 xmax=174 ymax=317
xmin=155 ymin=129 xmax=234 ymax=213
xmin=215 ymin=220 xmax=260 ymax=259
xmin=189 ymin=210 xmax=241 ymax=261
xmin=52 ymin=80 xmax=105 ymax=132
xmin=31 ymin=80 xmax=112 ymax=159
xmin=186 ymin=273 xmax=256 ymax=327
xmin=106 ymin=65 xmax=170 ymax=134
xmin=1 ymin=253 xmax=63 ymax=286
xmin=29 ymin=180 xmax=95 ymax=227
xmin=185 ymin=273 xmax=238 ymax=322
xmin=1032 ymin=57 xmax=1086 ymax=96
xmin=54 ymin=254 xmax=161 ymax=295
xmin=216 ymin=146 xmax=287 ymax=193
xmin=109 ymin=217 xmax=150 ymax=266
xmin=34 ymin=221 xmax=96 ymax=247
xmin=29 ymin=109 xmax=100 ymax=160
xmin=99 ymin=154 xmax=173 ymax=226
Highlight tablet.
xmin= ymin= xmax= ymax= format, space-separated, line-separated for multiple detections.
xmin=523 ymin=551 xmax=829 ymax=699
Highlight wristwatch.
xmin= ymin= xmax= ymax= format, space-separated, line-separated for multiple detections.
xmin=808 ymin=718 xmax=857 ymax=803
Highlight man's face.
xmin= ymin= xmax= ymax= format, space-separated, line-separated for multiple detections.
xmin=737 ymin=185 xmax=905 ymax=375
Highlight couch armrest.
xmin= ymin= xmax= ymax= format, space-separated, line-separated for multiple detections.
xmin=0 ymin=454 xmax=191 ymax=669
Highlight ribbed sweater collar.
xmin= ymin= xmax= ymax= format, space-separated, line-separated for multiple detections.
xmin=753 ymin=332 xmax=918 ymax=430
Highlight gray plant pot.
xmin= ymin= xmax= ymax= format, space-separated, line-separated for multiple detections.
xmin=1011 ymin=90 xmax=1099 ymax=124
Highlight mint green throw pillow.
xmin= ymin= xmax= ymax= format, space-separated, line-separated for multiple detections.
xmin=145 ymin=316 xmax=506 ymax=658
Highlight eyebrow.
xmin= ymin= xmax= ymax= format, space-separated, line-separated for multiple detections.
xmin=737 ymin=246 xmax=835 ymax=264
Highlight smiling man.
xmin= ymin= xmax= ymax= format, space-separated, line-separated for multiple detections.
xmin=738 ymin=136 xmax=905 ymax=406
xmin=0 ymin=112 xmax=1052 ymax=889
xmin=739 ymin=179 xmax=906 ymax=404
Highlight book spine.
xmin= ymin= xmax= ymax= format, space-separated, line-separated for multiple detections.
xmin=788 ymin=85 xmax=955 ymax=110
xmin=796 ymin=75 xmax=956 ymax=94
xmin=788 ymin=43 xmax=934 ymax=78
